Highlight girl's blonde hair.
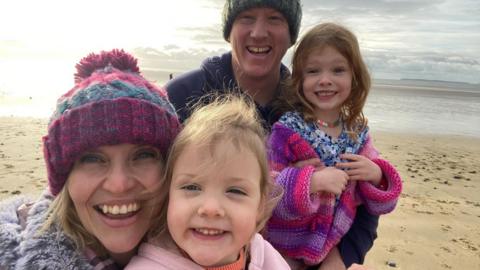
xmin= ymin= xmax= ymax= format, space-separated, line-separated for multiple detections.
xmin=150 ymin=94 xmax=280 ymax=239
xmin=280 ymin=22 xmax=371 ymax=139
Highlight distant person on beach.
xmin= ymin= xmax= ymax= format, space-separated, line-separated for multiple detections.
xmin=126 ymin=96 xmax=290 ymax=269
xmin=0 ymin=49 xmax=181 ymax=269
xmin=265 ymin=22 xmax=403 ymax=269
xmin=166 ymin=0 xmax=381 ymax=268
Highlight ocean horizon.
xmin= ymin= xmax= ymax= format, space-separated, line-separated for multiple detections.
xmin=1 ymin=79 xmax=479 ymax=138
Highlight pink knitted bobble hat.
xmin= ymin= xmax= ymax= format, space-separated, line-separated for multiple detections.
xmin=43 ymin=49 xmax=181 ymax=196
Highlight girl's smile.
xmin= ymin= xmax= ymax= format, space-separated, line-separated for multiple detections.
xmin=302 ymin=45 xmax=353 ymax=120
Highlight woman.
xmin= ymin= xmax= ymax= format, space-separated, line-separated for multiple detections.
xmin=0 ymin=49 xmax=181 ymax=269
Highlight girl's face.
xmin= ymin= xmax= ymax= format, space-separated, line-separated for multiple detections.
xmin=301 ymin=45 xmax=353 ymax=119
xmin=167 ymin=140 xmax=262 ymax=267
xmin=67 ymin=143 xmax=163 ymax=262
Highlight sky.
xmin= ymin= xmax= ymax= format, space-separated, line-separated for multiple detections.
xmin=0 ymin=0 xmax=479 ymax=115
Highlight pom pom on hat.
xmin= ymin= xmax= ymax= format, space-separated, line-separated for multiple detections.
xmin=74 ymin=49 xmax=140 ymax=83
xmin=43 ymin=49 xmax=181 ymax=196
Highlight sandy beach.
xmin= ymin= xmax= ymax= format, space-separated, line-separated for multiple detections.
xmin=0 ymin=116 xmax=479 ymax=269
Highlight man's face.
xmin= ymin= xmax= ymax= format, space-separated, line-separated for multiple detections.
xmin=229 ymin=7 xmax=291 ymax=79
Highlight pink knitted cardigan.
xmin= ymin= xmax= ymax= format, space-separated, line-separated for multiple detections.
xmin=265 ymin=123 xmax=402 ymax=265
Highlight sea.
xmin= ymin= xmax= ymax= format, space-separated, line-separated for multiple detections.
xmin=1 ymin=78 xmax=479 ymax=138
xmin=365 ymin=79 xmax=480 ymax=138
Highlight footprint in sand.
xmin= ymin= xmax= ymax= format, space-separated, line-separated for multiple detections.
xmin=3 ymin=164 xmax=14 ymax=169
xmin=10 ymin=190 xmax=21 ymax=195
xmin=441 ymin=264 xmax=452 ymax=269
xmin=387 ymin=246 xmax=397 ymax=253
xmin=415 ymin=210 xmax=434 ymax=215
xmin=441 ymin=224 xmax=452 ymax=232
xmin=465 ymin=201 xmax=480 ymax=207
xmin=1 ymin=190 xmax=8 ymax=194
xmin=440 ymin=246 xmax=452 ymax=253
xmin=461 ymin=238 xmax=479 ymax=252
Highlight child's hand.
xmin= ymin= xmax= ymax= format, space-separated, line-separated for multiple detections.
xmin=310 ymin=167 xmax=348 ymax=195
xmin=336 ymin=154 xmax=382 ymax=185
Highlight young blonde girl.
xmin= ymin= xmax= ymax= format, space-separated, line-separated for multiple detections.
xmin=126 ymin=95 xmax=289 ymax=269
xmin=265 ymin=23 xmax=403 ymax=268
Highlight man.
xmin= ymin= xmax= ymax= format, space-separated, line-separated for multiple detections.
xmin=166 ymin=1 xmax=377 ymax=269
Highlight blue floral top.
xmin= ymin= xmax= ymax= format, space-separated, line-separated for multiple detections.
xmin=278 ymin=111 xmax=369 ymax=167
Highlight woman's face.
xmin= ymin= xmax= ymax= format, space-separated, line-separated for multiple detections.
xmin=67 ymin=143 xmax=164 ymax=261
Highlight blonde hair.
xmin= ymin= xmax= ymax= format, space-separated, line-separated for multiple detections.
xmin=41 ymin=186 xmax=108 ymax=256
xmin=280 ymin=22 xmax=370 ymax=139
xmin=150 ymin=94 xmax=280 ymax=239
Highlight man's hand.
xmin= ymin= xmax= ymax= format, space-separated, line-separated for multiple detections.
xmin=318 ymin=247 xmax=347 ymax=270
xmin=336 ymin=154 xmax=382 ymax=185
xmin=348 ymin=264 xmax=372 ymax=270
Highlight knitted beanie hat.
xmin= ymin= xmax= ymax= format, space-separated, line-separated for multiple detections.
xmin=222 ymin=0 xmax=302 ymax=45
xmin=43 ymin=49 xmax=181 ymax=196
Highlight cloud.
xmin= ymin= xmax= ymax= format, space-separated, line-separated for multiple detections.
xmin=189 ymin=0 xmax=480 ymax=83
xmin=133 ymin=46 xmax=228 ymax=84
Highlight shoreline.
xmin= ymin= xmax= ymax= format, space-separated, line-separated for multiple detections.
xmin=1 ymin=117 xmax=479 ymax=269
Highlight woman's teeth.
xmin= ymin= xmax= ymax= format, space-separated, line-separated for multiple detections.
xmin=99 ymin=203 xmax=139 ymax=215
